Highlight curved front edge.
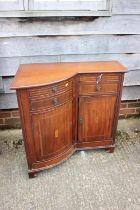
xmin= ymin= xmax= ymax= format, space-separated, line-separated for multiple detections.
xmin=29 ymin=145 xmax=75 ymax=175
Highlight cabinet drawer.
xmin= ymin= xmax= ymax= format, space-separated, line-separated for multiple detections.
xmin=29 ymin=79 xmax=73 ymax=100
xmin=79 ymin=73 xmax=119 ymax=83
xmin=30 ymin=91 xmax=73 ymax=111
xmin=79 ymin=82 xmax=118 ymax=95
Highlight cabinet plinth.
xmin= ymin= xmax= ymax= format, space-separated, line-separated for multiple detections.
xmin=11 ymin=61 xmax=127 ymax=178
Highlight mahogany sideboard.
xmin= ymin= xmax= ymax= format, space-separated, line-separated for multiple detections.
xmin=11 ymin=61 xmax=127 ymax=178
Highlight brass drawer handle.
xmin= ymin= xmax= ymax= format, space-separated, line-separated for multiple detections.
xmin=65 ymin=82 xmax=69 ymax=87
xmin=52 ymin=86 xmax=58 ymax=93
xmin=96 ymin=85 xmax=101 ymax=92
xmin=96 ymin=74 xmax=103 ymax=84
xmin=52 ymin=98 xmax=59 ymax=105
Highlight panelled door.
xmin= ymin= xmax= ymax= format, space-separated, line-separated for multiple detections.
xmin=31 ymin=101 xmax=73 ymax=161
xmin=78 ymin=95 xmax=117 ymax=142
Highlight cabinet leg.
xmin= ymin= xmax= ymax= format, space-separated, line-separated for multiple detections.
xmin=105 ymin=147 xmax=115 ymax=153
xmin=28 ymin=171 xmax=37 ymax=178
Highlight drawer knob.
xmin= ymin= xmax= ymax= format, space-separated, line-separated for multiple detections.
xmin=52 ymin=98 xmax=59 ymax=105
xmin=96 ymin=85 xmax=101 ymax=92
xmin=52 ymin=86 xmax=58 ymax=93
xmin=96 ymin=74 xmax=103 ymax=83
xmin=65 ymin=83 xmax=69 ymax=87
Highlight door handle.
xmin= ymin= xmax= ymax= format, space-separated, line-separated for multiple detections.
xmin=96 ymin=85 xmax=101 ymax=92
xmin=79 ymin=117 xmax=83 ymax=124
xmin=96 ymin=74 xmax=103 ymax=84
xmin=52 ymin=86 xmax=58 ymax=93
xmin=52 ymin=98 xmax=59 ymax=105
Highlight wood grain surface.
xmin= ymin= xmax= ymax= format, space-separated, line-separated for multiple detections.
xmin=11 ymin=61 xmax=127 ymax=89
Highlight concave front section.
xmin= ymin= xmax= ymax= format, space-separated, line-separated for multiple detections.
xmin=31 ymin=101 xmax=73 ymax=162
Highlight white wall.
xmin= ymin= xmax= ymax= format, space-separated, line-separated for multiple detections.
xmin=0 ymin=0 xmax=140 ymax=109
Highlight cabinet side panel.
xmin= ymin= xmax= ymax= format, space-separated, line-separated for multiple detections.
xmin=17 ymin=90 xmax=36 ymax=169
xmin=112 ymin=73 xmax=125 ymax=143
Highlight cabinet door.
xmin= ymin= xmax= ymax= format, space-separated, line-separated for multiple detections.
xmin=78 ymin=95 xmax=117 ymax=142
xmin=0 ymin=0 xmax=24 ymax=11
xmin=31 ymin=101 xmax=73 ymax=161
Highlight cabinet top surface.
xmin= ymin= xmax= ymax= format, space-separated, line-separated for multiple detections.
xmin=11 ymin=61 xmax=127 ymax=89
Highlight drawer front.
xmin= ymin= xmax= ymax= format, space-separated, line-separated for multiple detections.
xmin=29 ymin=79 xmax=73 ymax=100
xmin=79 ymin=73 xmax=120 ymax=83
xmin=30 ymin=90 xmax=73 ymax=111
xmin=79 ymin=82 xmax=118 ymax=95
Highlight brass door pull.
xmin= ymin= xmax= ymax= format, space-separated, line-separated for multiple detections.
xmin=53 ymin=98 xmax=59 ymax=105
xmin=79 ymin=117 xmax=83 ymax=124
xmin=52 ymin=86 xmax=58 ymax=93
xmin=96 ymin=74 xmax=103 ymax=84
xmin=96 ymin=85 xmax=101 ymax=92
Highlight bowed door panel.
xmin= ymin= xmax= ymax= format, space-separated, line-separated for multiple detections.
xmin=31 ymin=101 xmax=73 ymax=161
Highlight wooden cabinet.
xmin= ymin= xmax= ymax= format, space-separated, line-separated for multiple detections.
xmin=78 ymin=72 xmax=119 ymax=145
xmin=11 ymin=61 xmax=127 ymax=178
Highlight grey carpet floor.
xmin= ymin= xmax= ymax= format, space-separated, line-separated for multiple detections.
xmin=0 ymin=119 xmax=140 ymax=210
